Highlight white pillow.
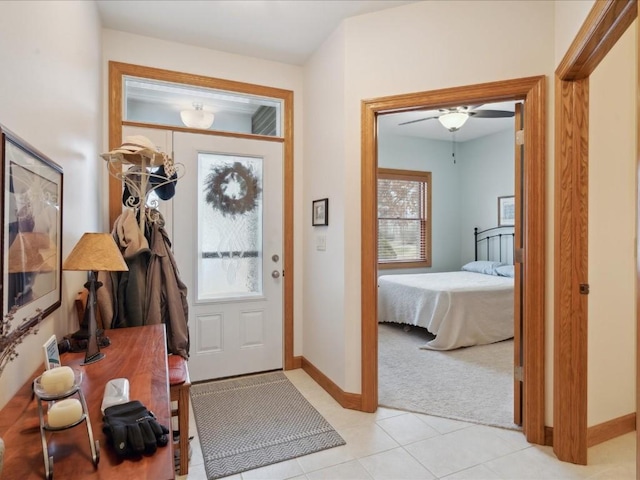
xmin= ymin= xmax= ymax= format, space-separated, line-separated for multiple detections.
xmin=461 ymin=260 xmax=505 ymax=275
xmin=495 ymin=265 xmax=515 ymax=278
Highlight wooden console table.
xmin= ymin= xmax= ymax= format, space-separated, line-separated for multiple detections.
xmin=0 ymin=324 xmax=174 ymax=479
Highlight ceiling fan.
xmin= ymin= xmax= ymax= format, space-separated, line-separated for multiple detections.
xmin=398 ymin=105 xmax=515 ymax=132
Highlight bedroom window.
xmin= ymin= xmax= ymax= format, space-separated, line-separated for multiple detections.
xmin=377 ymin=168 xmax=432 ymax=268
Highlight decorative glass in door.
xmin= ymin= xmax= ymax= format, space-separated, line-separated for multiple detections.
xmin=197 ymin=154 xmax=263 ymax=300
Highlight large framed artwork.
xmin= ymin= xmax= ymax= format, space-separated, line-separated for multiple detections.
xmin=1 ymin=126 xmax=63 ymax=324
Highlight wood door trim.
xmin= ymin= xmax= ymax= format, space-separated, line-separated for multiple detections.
xmin=513 ymin=102 xmax=523 ymax=426
xmin=122 ymin=120 xmax=286 ymax=143
xmin=553 ymin=76 xmax=589 ymax=465
xmin=556 ymin=0 xmax=637 ymax=81
xmin=587 ymin=413 xmax=636 ymax=448
xmin=107 ymin=61 xmax=296 ymax=371
xmin=553 ymin=0 xmax=637 ymax=465
xmin=361 ymin=76 xmax=547 ymax=446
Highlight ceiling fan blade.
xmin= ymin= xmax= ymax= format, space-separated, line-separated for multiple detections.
xmin=469 ymin=109 xmax=514 ymax=118
xmin=398 ymin=116 xmax=438 ymax=126
xmin=455 ymin=104 xmax=484 ymax=112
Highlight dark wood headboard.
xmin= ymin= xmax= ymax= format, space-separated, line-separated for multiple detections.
xmin=474 ymin=226 xmax=515 ymax=264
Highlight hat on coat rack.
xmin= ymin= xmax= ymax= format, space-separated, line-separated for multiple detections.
xmin=121 ymin=165 xmax=150 ymax=207
xmin=101 ymin=135 xmax=170 ymax=167
xmin=121 ymin=165 xmax=179 ymax=205
xmin=150 ymin=165 xmax=178 ymax=201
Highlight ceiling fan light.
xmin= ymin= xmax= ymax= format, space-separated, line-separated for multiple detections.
xmin=180 ymin=103 xmax=214 ymax=129
xmin=438 ymin=112 xmax=469 ymax=132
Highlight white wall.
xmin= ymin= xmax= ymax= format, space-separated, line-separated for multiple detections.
xmin=304 ymin=0 xmax=555 ymax=393
xmin=587 ymin=22 xmax=637 ymax=427
xmin=0 ymin=1 xmax=103 ymax=408
xmin=101 ymin=30 xmax=306 ymax=357
xmin=302 ymin=25 xmax=347 ymax=387
xmin=458 ymin=129 xmax=515 ymax=263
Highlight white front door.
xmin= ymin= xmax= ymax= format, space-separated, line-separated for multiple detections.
xmin=172 ymin=132 xmax=283 ymax=382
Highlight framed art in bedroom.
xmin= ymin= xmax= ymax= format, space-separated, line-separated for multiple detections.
xmin=498 ymin=195 xmax=515 ymax=226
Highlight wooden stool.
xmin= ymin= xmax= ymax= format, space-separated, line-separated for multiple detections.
xmin=168 ymin=354 xmax=191 ymax=475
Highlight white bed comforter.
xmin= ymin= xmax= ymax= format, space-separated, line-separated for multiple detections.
xmin=378 ymin=271 xmax=514 ymax=350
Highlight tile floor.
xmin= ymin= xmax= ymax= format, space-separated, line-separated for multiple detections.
xmin=178 ymin=369 xmax=636 ymax=479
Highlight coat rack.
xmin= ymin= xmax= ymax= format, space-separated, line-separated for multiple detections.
xmin=99 ymin=138 xmax=190 ymax=360
xmin=101 ymin=150 xmax=185 ymax=232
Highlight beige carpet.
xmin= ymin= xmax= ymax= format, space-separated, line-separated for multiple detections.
xmin=378 ymin=322 xmax=519 ymax=430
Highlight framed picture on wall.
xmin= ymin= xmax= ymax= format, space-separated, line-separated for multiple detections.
xmin=1 ymin=125 xmax=63 ymax=324
xmin=312 ymin=198 xmax=328 ymax=226
xmin=498 ymin=195 xmax=515 ymax=226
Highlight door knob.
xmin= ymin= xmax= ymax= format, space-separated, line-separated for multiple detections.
xmin=271 ymin=270 xmax=280 ymax=279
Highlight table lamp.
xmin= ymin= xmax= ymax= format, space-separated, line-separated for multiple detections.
xmin=62 ymin=233 xmax=128 ymax=365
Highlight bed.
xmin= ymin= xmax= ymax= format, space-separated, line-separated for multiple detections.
xmin=378 ymin=226 xmax=515 ymax=350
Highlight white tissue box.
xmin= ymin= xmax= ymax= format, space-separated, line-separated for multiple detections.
xmin=101 ymin=378 xmax=130 ymax=414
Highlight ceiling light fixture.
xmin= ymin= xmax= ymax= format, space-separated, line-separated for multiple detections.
xmin=180 ymin=103 xmax=214 ymax=129
xmin=438 ymin=112 xmax=469 ymax=132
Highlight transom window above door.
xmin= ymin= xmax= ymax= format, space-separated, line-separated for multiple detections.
xmin=378 ymin=168 xmax=432 ymax=269
xmin=123 ymin=76 xmax=283 ymax=137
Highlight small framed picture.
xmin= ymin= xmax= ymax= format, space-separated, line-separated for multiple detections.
xmin=498 ymin=195 xmax=515 ymax=226
xmin=312 ymin=198 xmax=329 ymax=226
xmin=43 ymin=334 xmax=60 ymax=369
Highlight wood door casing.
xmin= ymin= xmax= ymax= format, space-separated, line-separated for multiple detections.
xmin=514 ymin=102 xmax=524 ymax=426
xmin=106 ymin=62 xmax=296 ymax=371
xmin=361 ymin=75 xmax=547 ymax=445
xmin=553 ymin=75 xmax=590 ymax=465
xmin=553 ymin=0 xmax=637 ymax=465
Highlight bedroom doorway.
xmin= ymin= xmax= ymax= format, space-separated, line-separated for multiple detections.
xmin=375 ymin=101 xmax=520 ymax=430
xmin=360 ymin=76 xmax=547 ymax=445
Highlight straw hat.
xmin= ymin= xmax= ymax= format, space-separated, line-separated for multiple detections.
xmin=101 ymin=135 xmax=169 ymax=167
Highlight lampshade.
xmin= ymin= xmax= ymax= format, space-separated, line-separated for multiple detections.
xmin=438 ymin=112 xmax=469 ymax=132
xmin=180 ymin=103 xmax=214 ymax=129
xmin=8 ymin=232 xmax=56 ymax=273
xmin=63 ymin=233 xmax=128 ymax=272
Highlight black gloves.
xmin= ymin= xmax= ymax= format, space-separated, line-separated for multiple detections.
xmin=102 ymin=400 xmax=169 ymax=457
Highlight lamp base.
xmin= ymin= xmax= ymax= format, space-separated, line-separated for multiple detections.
xmin=82 ymin=351 xmax=105 ymax=366
xmin=64 ymin=329 xmax=110 ymax=353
